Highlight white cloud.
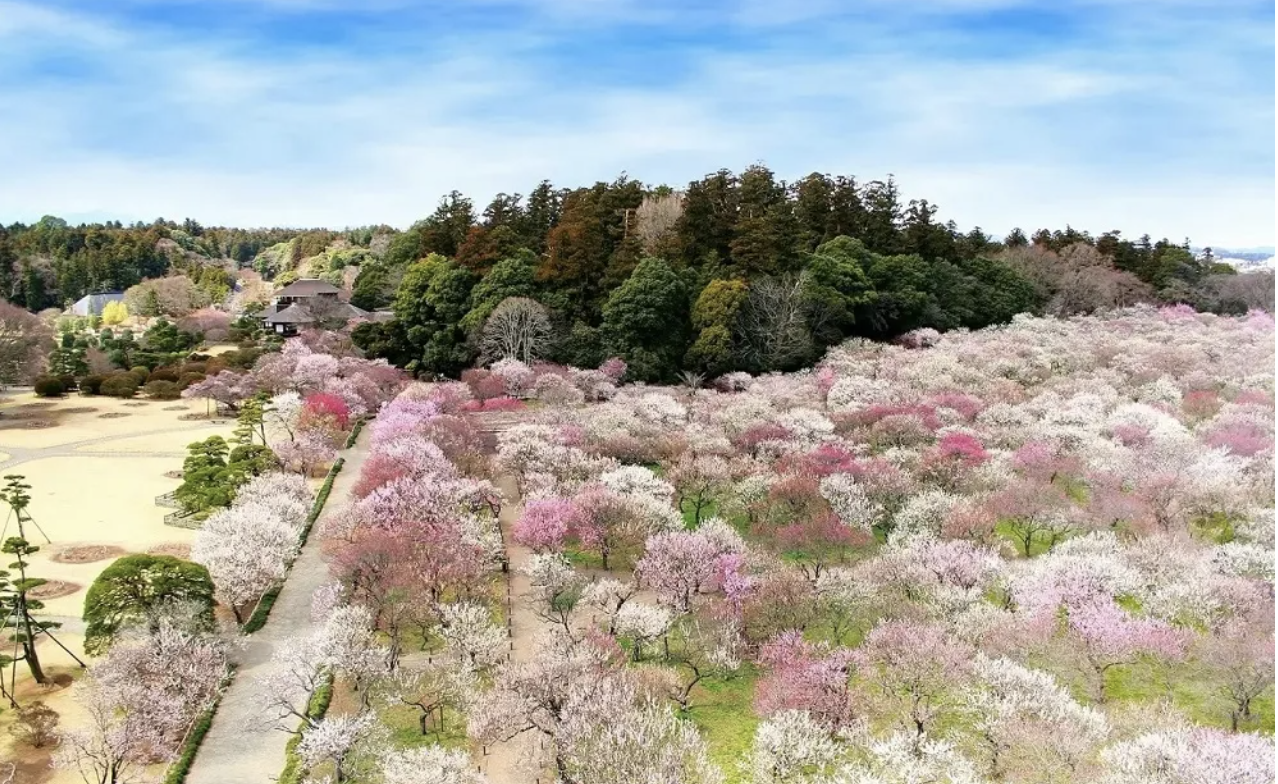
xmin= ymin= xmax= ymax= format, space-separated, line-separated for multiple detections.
xmin=0 ymin=0 xmax=1271 ymax=249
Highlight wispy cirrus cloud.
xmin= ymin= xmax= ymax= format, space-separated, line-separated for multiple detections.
xmin=0 ymin=0 xmax=1271 ymax=247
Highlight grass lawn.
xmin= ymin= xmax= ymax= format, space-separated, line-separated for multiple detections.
xmin=685 ymin=666 xmax=760 ymax=784
xmin=1105 ymin=660 xmax=1276 ymax=734
xmin=994 ymin=519 xmax=1057 ymax=557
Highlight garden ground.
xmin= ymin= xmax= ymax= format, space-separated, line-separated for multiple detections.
xmin=0 ymin=391 xmax=236 ymax=784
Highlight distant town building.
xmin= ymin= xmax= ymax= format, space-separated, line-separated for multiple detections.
xmin=70 ymin=291 xmax=125 ymax=317
xmin=260 ymin=278 xmax=368 ymax=336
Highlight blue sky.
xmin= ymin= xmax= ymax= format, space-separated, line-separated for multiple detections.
xmin=0 ymin=0 xmax=1273 ymax=248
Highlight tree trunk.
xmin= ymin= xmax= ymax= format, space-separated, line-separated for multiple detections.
xmin=24 ymin=641 xmax=47 ymax=685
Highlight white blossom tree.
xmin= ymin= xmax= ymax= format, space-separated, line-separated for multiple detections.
xmin=381 ymin=745 xmax=488 ymax=784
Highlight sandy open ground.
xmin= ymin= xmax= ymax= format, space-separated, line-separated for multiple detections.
xmin=0 ymin=391 xmax=235 ymax=783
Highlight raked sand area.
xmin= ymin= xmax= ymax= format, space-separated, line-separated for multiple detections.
xmin=0 ymin=391 xmax=236 ymax=783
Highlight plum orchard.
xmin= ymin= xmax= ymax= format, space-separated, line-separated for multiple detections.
xmin=141 ymin=306 xmax=1276 ymax=784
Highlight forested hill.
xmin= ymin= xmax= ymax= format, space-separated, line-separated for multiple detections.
xmin=2 ymin=167 xmax=1269 ymax=381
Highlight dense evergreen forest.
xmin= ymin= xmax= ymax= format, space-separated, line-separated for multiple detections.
xmin=2 ymin=166 xmax=1268 ymax=381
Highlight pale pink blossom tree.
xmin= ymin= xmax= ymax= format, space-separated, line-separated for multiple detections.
xmin=296 ymin=712 xmax=381 ymax=784
xmin=853 ymin=619 xmax=973 ymax=739
xmin=1100 ymin=727 xmax=1274 ymax=784
xmin=1067 ymin=599 xmax=1189 ymax=702
xmin=381 ymin=746 xmax=488 ymax=784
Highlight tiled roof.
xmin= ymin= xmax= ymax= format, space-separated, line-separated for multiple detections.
xmin=274 ymin=278 xmax=341 ymax=298
xmin=263 ymin=303 xmax=317 ymax=324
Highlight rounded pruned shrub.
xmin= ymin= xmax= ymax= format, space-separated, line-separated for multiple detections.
xmin=177 ymin=371 xmax=207 ymax=390
xmin=148 ymin=367 xmax=180 ymax=383
xmin=79 ymin=374 xmax=106 ymax=396
xmin=33 ymin=376 xmax=65 ymax=397
xmin=83 ymin=554 xmax=215 ymax=655
xmin=144 ymin=380 xmax=181 ymax=400
xmin=100 ymin=374 xmax=140 ymax=398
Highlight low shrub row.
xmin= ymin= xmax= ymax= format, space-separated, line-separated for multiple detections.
xmin=278 ymin=673 xmax=335 ymax=784
xmin=162 ymin=665 xmax=237 ymax=784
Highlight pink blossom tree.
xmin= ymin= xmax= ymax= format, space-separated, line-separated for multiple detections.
xmin=635 ymin=530 xmax=736 ymax=613
xmin=754 ymin=630 xmax=855 ymax=729
xmin=512 ymin=497 xmax=582 ymax=552
xmin=1067 ymin=599 xmax=1189 ymax=702
xmin=276 ymin=428 xmax=339 ymax=477
xmin=853 ymin=619 xmax=973 ymax=739
xmin=182 ymin=370 xmax=253 ymax=413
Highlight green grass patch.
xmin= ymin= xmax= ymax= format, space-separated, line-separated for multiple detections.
xmin=561 ymin=546 xmax=605 ymax=570
xmin=1104 ymin=660 xmax=1275 ymax=733
xmin=995 ymin=519 xmax=1055 ymax=557
xmin=686 ymin=666 xmax=759 ymax=784
xmin=381 ymin=702 xmax=471 ymax=750
xmin=680 ymin=497 xmax=720 ymax=529
xmin=1192 ymin=511 xmax=1237 ymax=544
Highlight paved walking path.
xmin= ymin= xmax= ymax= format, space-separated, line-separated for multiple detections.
xmin=185 ymin=429 xmax=370 ymax=784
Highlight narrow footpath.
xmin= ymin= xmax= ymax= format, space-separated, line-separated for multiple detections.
xmin=185 ymin=429 xmax=370 ymax=784
xmin=477 ymin=473 xmax=545 ymax=783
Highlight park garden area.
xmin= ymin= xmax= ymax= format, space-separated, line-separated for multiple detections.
xmin=246 ymin=305 xmax=1274 ymax=784
xmin=0 ymin=334 xmax=407 ymax=784
xmin=0 ymin=392 xmax=237 ymax=782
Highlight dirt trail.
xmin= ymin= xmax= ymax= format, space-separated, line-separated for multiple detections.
xmin=477 ymin=472 xmax=547 ymax=783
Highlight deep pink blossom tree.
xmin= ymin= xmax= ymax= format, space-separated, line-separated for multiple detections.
xmin=302 ymin=391 xmax=351 ymax=431
xmin=754 ymin=630 xmax=855 ymax=729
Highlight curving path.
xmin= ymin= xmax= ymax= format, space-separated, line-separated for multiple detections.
xmin=184 ymin=429 xmax=370 ymax=784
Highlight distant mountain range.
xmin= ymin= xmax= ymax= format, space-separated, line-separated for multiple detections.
xmin=1192 ymin=246 xmax=1275 ymax=272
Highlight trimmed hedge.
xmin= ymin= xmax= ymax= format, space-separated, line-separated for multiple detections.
xmin=79 ymin=374 xmax=106 ymax=396
xmin=144 ymin=380 xmax=182 ymax=400
xmin=162 ymin=665 xmax=236 ymax=784
xmin=241 ymin=456 xmax=345 ymax=634
xmin=278 ymin=673 xmax=335 ymax=784
xmin=343 ymin=417 xmax=367 ymax=449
